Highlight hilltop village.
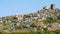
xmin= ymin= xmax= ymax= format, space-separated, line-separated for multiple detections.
xmin=0 ymin=4 xmax=60 ymax=32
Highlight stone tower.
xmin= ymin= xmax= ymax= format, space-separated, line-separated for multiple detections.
xmin=51 ymin=4 xmax=56 ymax=10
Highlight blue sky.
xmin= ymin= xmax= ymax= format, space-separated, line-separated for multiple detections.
xmin=0 ymin=0 xmax=60 ymax=17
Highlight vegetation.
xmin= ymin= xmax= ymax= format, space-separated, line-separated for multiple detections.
xmin=0 ymin=30 xmax=59 ymax=34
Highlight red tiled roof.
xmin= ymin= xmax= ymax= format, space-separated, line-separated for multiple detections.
xmin=37 ymin=23 xmax=45 ymax=26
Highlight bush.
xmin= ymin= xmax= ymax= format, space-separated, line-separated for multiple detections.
xmin=44 ymin=31 xmax=50 ymax=34
xmin=55 ymin=30 xmax=60 ymax=34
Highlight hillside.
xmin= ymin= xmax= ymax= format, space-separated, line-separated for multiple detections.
xmin=0 ymin=4 xmax=60 ymax=32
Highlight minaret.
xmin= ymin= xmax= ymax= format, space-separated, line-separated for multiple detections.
xmin=51 ymin=4 xmax=56 ymax=10
xmin=15 ymin=10 xmax=23 ymax=20
xmin=15 ymin=10 xmax=22 ymax=26
xmin=15 ymin=10 xmax=19 ymax=17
